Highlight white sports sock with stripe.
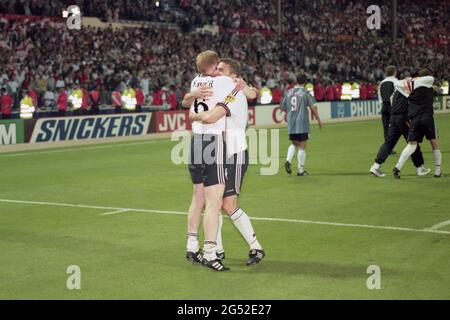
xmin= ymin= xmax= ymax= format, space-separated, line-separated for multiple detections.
xmin=433 ymin=149 xmax=442 ymax=176
xmin=298 ymin=148 xmax=306 ymax=173
xmin=286 ymin=144 xmax=296 ymax=163
xmin=230 ymin=208 xmax=262 ymax=250
xmin=395 ymin=143 xmax=417 ymax=170
xmin=186 ymin=233 xmax=199 ymax=253
xmin=203 ymin=241 xmax=218 ymax=261
xmin=216 ymin=213 xmax=224 ymax=253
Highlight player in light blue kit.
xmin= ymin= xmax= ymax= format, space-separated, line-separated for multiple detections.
xmin=280 ymin=72 xmax=323 ymax=176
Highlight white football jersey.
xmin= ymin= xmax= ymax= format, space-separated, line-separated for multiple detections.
xmin=394 ymin=76 xmax=435 ymax=97
xmin=225 ymin=91 xmax=248 ymax=157
xmin=190 ymin=75 xmax=235 ymax=135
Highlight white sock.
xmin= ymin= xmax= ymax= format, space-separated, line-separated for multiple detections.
xmin=395 ymin=144 xmax=417 ymax=170
xmin=186 ymin=233 xmax=199 ymax=253
xmin=372 ymin=162 xmax=380 ymax=170
xmin=203 ymin=241 xmax=217 ymax=261
xmin=286 ymin=144 xmax=296 ymax=163
xmin=298 ymin=148 xmax=306 ymax=173
xmin=216 ymin=213 xmax=224 ymax=253
xmin=230 ymin=208 xmax=262 ymax=250
xmin=433 ymin=149 xmax=442 ymax=175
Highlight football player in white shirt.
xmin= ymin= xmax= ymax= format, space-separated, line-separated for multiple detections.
xmin=184 ymin=50 xmax=237 ymax=271
xmin=186 ymin=58 xmax=265 ymax=267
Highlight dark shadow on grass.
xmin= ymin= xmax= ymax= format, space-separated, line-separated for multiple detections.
xmin=224 ymin=258 xmax=398 ymax=279
xmin=308 ymin=172 xmax=379 ymax=177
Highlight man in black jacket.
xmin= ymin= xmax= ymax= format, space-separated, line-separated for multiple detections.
xmin=378 ymin=65 xmax=398 ymax=154
xmin=369 ymin=86 xmax=430 ymax=177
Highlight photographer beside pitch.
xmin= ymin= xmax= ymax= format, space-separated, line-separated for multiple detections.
xmin=392 ymin=69 xmax=443 ymax=178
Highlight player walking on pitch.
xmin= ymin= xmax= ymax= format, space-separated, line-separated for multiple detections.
xmin=281 ymin=72 xmax=323 ymax=176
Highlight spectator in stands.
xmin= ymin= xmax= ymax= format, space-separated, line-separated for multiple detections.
xmin=112 ymin=85 xmax=122 ymax=114
xmin=271 ymin=85 xmax=282 ymax=104
xmin=90 ymin=85 xmax=100 ymax=115
xmin=334 ymin=82 xmax=342 ymax=101
xmin=28 ymin=87 xmax=38 ymax=110
xmin=81 ymin=84 xmax=90 ymax=115
xmin=1 ymin=88 xmax=13 ymax=119
xmin=152 ymin=85 xmax=164 ymax=107
xmin=325 ymin=82 xmax=335 ymax=101
xmin=135 ymin=84 xmax=145 ymax=113
xmin=57 ymin=87 xmax=68 ymax=117
xmin=360 ymin=82 xmax=368 ymax=100
xmin=366 ymin=82 xmax=376 ymax=100
xmin=167 ymin=85 xmax=178 ymax=110
xmin=42 ymin=89 xmax=56 ymax=109
xmin=314 ymin=82 xmax=325 ymax=102
xmin=0 ymin=0 xmax=448 ymax=115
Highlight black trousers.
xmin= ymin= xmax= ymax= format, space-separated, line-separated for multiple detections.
xmin=375 ymin=115 xmax=424 ymax=167
xmin=381 ymin=110 xmax=390 ymax=141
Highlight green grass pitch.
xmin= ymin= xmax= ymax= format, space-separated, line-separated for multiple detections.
xmin=1 ymin=114 xmax=449 ymax=299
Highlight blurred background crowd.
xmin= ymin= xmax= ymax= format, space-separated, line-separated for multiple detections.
xmin=0 ymin=0 xmax=449 ymax=116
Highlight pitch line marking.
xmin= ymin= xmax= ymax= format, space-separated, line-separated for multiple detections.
xmin=100 ymin=209 xmax=131 ymax=216
xmin=423 ymin=219 xmax=450 ymax=231
xmin=0 ymin=140 xmax=159 ymax=158
xmin=0 ymin=199 xmax=186 ymax=215
xmin=0 ymin=198 xmax=449 ymax=235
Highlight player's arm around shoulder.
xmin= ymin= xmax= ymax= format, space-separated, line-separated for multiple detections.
xmin=182 ymin=87 xmax=213 ymax=108
xmin=189 ymin=106 xmax=227 ymax=124
xmin=234 ymin=77 xmax=258 ymax=100
xmin=394 ymin=78 xmax=412 ymax=97
xmin=414 ymin=76 xmax=435 ymax=89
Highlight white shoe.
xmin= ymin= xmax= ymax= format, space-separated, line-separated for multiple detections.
xmin=369 ymin=165 xmax=386 ymax=177
xmin=417 ymin=166 xmax=431 ymax=176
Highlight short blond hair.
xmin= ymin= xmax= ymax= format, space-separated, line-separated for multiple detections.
xmin=196 ymin=50 xmax=219 ymax=74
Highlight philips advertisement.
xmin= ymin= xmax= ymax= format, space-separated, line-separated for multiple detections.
xmin=331 ymin=100 xmax=381 ymax=119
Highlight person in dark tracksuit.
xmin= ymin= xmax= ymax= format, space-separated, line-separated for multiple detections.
xmin=369 ymin=87 xmax=430 ymax=177
xmin=393 ymin=69 xmax=442 ymax=179
xmin=378 ymin=65 xmax=398 ymax=154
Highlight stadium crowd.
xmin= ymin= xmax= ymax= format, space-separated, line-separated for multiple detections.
xmin=0 ymin=0 xmax=449 ymax=117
